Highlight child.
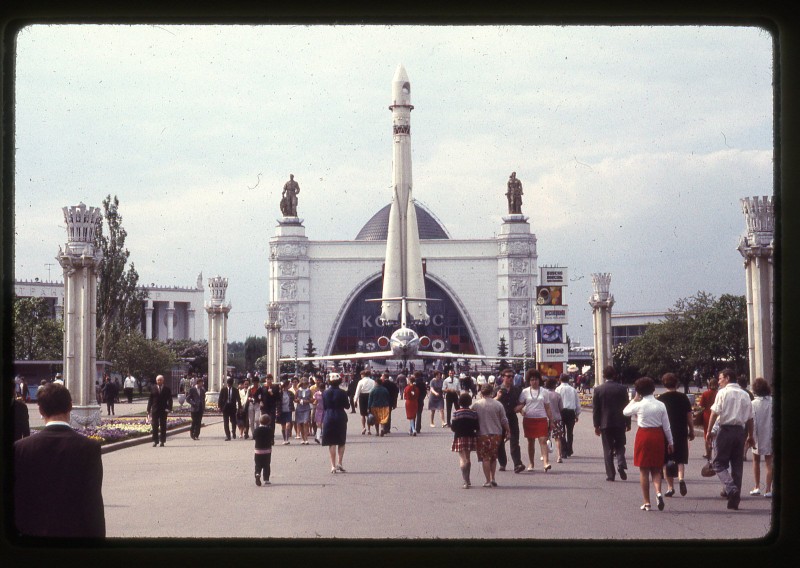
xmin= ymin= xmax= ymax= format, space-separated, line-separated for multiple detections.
xmin=254 ymin=414 xmax=274 ymax=486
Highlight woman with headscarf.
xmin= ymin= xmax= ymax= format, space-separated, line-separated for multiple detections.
xmin=623 ymin=377 xmax=674 ymax=512
xmin=367 ymin=377 xmax=392 ymax=437
xmin=657 ymin=373 xmax=694 ymax=497
xmin=698 ymin=377 xmax=719 ymax=458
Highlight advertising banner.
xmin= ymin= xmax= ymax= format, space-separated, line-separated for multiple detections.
xmin=538 ymin=362 xmax=564 ymax=378
xmin=536 ymin=286 xmax=563 ymax=305
xmin=536 ymin=343 xmax=569 ymax=362
xmin=534 ymin=305 xmax=569 ymax=324
xmin=540 ymin=267 xmax=568 ymax=286
xmin=538 ymin=324 xmax=564 ymax=344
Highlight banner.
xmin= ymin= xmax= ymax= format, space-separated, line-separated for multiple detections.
xmin=536 ymin=286 xmax=563 ymax=306
xmin=536 ymin=343 xmax=568 ymax=362
xmin=534 ymin=305 xmax=569 ymax=324
xmin=538 ymin=324 xmax=563 ymax=344
xmin=540 ymin=267 xmax=568 ymax=286
xmin=538 ymin=362 xmax=564 ymax=378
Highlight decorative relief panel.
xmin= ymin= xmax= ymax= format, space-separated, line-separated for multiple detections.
xmin=279 ymin=262 xmax=297 ymax=276
xmin=510 ymin=259 xmax=529 ymax=274
xmin=278 ymin=305 xmax=297 ymax=328
xmin=280 ymin=281 xmax=297 ymax=299
xmin=509 ymin=278 xmax=528 ymax=297
xmin=508 ymin=302 xmax=529 ymax=326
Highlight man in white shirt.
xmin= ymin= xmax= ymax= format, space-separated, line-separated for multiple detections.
xmin=707 ymin=368 xmax=755 ymax=510
xmin=123 ymin=373 xmax=137 ymax=403
xmin=442 ymin=370 xmax=459 ymax=427
xmin=354 ymin=370 xmax=376 ymax=435
xmin=556 ymin=373 xmax=581 ymax=458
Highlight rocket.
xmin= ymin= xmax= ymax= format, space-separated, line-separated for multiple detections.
xmin=379 ymin=64 xmax=429 ymax=325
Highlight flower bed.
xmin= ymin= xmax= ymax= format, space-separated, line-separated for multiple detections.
xmin=79 ymin=416 xmax=190 ymax=445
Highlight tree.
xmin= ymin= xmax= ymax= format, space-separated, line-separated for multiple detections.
xmin=13 ymin=295 xmax=63 ymax=360
xmin=612 ymin=342 xmax=639 ymax=384
xmin=244 ymin=336 xmax=267 ymax=371
xmin=628 ymin=292 xmax=748 ymax=381
xmin=303 ymin=337 xmax=317 ymax=373
xmin=95 ymin=195 xmax=148 ymax=361
xmin=165 ymin=339 xmax=208 ymax=375
xmin=228 ymin=340 xmax=245 ymax=372
xmin=112 ymin=332 xmax=177 ymax=383
xmin=497 ymin=336 xmax=509 ymax=373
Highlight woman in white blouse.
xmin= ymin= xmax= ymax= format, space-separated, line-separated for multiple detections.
xmin=623 ymin=377 xmax=674 ymax=511
xmin=515 ymin=370 xmax=553 ymax=472
xmin=750 ymin=377 xmax=773 ymax=497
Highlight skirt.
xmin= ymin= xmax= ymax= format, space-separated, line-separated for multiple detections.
xmin=476 ymin=434 xmax=502 ymax=462
xmin=550 ymin=419 xmax=565 ymax=439
xmin=522 ymin=417 xmax=549 ymax=439
xmin=321 ymin=418 xmax=347 ymax=446
xmin=428 ymin=396 xmax=444 ymax=410
xmin=452 ymin=436 xmax=477 ymax=453
xmin=295 ymin=407 xmax=311 ymax=424
xmin=634 ymin=427 xmax=667 ymax=468
xmin=279 ymin=411 xmax=293 ymax=425
xmin=371 ymin=406 xmax=390 ymax=425
xmin=358 ymin=393 xmax=371 ymax=417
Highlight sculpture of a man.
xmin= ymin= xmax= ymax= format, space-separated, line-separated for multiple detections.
xmin=506 ymin=171 xmax=523 ymax=215
xmin=281 ymin=174 xmax=300 ymax=217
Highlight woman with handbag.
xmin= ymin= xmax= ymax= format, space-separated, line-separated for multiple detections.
xmin=514 ymin=369 xmax=553 ymax=472
xmin=544 ymin=377 xmax=566 ymax=464
xmin=657 ymin=373 xmax=694 ymax=497
xmin=623 ymin=377 xmax=674 ymax=511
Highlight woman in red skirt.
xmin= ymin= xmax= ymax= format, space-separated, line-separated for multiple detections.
xmin=623 ymin=377 xmax=674 ymax=511
xmin=403 ymin=379 xmax=420 ymax=436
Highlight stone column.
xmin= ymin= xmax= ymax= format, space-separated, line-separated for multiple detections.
xmin=265 ymin=302 xmax=282 ymax=379
xmin=166 ymin=301 xmax=175 ymax=341
xmin=55 ymin=298 xmax=64 ymax=320
xmin=738 ymin=196 xmax=774 ymax=385
xmin=145 ymin=301 xmax=154 ymax=339
xmin=187 ymin=308 xmax=196 ymax=341
xmin=56 ymin=203 xmax=103 ymax=428
xmin=205 ymin=276 xmax=231 ymax=404
xmin=496 ymin=214 xmax=537 ymax=361
xmin=270 ymin=218 xmax=309 ymax=363
xmin=589 ymin=273 xmax=614 ymax=386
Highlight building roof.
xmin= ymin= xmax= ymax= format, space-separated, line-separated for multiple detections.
xmin=355 ymin=201 xmax=450 ymax=241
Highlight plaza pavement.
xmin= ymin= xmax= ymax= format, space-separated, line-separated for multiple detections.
xmin=95 ymin=395 xmax=775 ymax=541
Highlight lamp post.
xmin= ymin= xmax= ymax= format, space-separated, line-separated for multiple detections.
xmin=589 ymin=273 xmax=614 ymax=386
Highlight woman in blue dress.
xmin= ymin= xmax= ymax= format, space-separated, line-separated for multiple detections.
xmin=321 ymin=373 xmax=350 ymax=473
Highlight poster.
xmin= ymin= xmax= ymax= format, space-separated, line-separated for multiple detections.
xmin=536 ymin=286 xmax=563 ymax=306
xmin=538 ymin=324 xmax=564 ymax=344
xmin=540 ymin=267 xmax=568 ymax=286
xmin=538 ymin=362 xmax=564 ymax=378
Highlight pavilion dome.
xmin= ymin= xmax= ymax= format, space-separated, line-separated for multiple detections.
xmin=355 ymin=201 xmax=450 ymax=241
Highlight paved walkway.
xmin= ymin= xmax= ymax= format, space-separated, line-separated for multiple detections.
xmin=98 ymin=396 xmax=773 ymax=540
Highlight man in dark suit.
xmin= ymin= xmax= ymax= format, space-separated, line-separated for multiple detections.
xmin=592 ymin=366 xmax=631 ymax=481
xmin=14 ymin=383 xmax=105 ymax=538
xmin=147 ymin=374 xmax=173 ymax=447
xmin=218 ymin=376 xmax=241 ymax=440
xmin=186 ymin=378 xmax=207 ymax=440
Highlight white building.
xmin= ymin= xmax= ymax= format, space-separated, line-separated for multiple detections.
xmin=13 ymin=273 xmax=206 ymax=342
xmin=610 ymin=311 xmax=668 ymax=346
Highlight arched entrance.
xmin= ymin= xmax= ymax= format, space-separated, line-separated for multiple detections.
xmin=330 ymin=276 xmax=478 ymax=356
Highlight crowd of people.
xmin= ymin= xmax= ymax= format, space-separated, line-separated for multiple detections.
xmin=12 ymin=362 xmax=774 ymax=538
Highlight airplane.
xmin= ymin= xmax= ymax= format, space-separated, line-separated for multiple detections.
xmin=278 ymin=65 xmax=534 ymax=370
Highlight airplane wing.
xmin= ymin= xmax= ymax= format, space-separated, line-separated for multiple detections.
xmin=279 ymin=351 xmax=394 ymax=362
xmin=417 ymin=351 xmax=535 ymax=361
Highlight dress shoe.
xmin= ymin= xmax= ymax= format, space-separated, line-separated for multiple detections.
xmin=657 ymin=493 xmax=665 ymax=511
xmin=159 ymin=442 xmax=165 ymax=447
xmin=618 ymin=466 xmax=627 ymax=481
xmin=255 ymin=474 xmax=261 ymax=486
xmin=727 ymin=489 xmax=741 ymax=510
xmin=664 ymin=489 xmax=675 ymax=497
xmin=498 ymin=466 xmax=506 ymax=471
xmin=153 ymin=442 xmax=158 ymax=447
xmin=679 ymin=480 xmax=687 ymax=496
xmin=225 ymin=437 xmax=231 ymax=441
xmin=749 ymin=488 xmax=761 ymax=496
xmin=606 ymin=477 xmax=615 ymax=482
xmin=490 ymin=480 xmax=498 ymax=487
xmin=514 ymin=464 xmax=526 ymax=474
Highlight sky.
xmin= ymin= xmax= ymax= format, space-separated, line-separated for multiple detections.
xmin=12 ymin=24 xmax=774 ymax=345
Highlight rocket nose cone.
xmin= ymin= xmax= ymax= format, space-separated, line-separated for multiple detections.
xmin=392 ymin=64 xmax=411 ymax=105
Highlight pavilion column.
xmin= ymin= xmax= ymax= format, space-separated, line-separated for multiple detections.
xmin=145 ymin=301 xmax=154 ymax=339
xmin=205 ymin=276 xmax=231 ymax=404
xmin=57 ymin=203 xmax=103 ymax=429
xmin=265 ymin=302 xmax=282 ymax=379
xmin=166 ymin=301 xmax=175 ymax=341
xmin=589 ymin=273 xmax=614 ymax=386
xmin=737 ymin=196 xmax=774 ymax=386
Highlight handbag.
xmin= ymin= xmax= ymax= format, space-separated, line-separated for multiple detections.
xmin=546 ymin=436 xmax=554 ymax=454
xmin=701 ymin=460 xmax=716 ymax=477
xmin=665 ymin=459 xmax=679 ymax=478
xmin=692 ymin=409 xmax=704 ymax=427
xmin=367 ymin=412 xmax=375 ymax=426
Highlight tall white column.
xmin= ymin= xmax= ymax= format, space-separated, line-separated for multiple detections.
xmin=265 ymin=302 xmax=282 ymax=379
xmin=57 ymin=203 xmax=103 ymax=428
xmin=205 ymin=276 xmax=231 ymax=403
xmin=145 ymin=301 xmax=154 ymax=339
xmin=166 ymin=302 xmax=175 ymax=341
xmin=589 ymin=273 xmax=614 ymax=386
xmin=737 ymin=196 xmax=774 ymax=385
xmin=187 ymin=308 xmax=196 ymax=341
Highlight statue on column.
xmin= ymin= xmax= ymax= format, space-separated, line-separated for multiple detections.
xmin=506 ymin=171 xmax=523 ymax=215
xmin=280 ymin=174 xmax=300 ymax=217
